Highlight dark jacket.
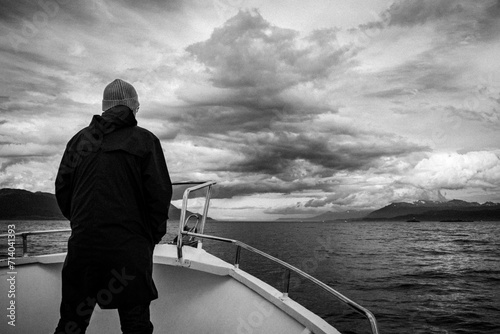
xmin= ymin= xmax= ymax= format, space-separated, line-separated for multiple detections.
xmin=55 ymin=105 xmax=172 ymax=308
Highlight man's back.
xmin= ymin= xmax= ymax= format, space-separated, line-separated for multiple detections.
xmin=54 ymin=79 xmax=172 ymax=334
xmin=57 ymin=106 xmax=171 ymax=248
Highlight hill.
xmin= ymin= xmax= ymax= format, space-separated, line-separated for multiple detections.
xmin=364 ymin=199 xmax=500 ymax=221
xmin=0 ymin=188 xmax=65 ymax=220
xmin=0 ymin=188 xmax=194 ymax=221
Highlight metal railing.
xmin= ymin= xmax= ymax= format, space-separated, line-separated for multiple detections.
xmin=180 ymin=230 xmax=380 ymax=334
xmin=175 ymin=181 xmax=216 ymax=261
xmin=175 ymin=181 xmax=380 ymax=334
xmin=0 ymin=229 xmax=71 ymax=257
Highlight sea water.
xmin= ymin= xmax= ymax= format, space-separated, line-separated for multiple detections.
xmin=1 ymin=220 xmax=499 ymax=334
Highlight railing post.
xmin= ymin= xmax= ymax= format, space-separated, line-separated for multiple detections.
xmin=176 ymin=244 xmax=183 ymax=263
xmin=234 ymin=245 xmax=241 ymax=269
xmin=283 ymin=268 xmax=291 ymax=298
xmin=199 ymin=185 xmax=212 ymax=235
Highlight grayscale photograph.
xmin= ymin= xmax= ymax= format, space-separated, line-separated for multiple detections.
xmin=0 ymin=1 xmax=499 ymax=333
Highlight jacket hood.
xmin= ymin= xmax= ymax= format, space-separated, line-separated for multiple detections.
xmin=98 ymin=105 xmax=137 ymax=129
xmin=88 ymin=105 xmax=137 ymax=138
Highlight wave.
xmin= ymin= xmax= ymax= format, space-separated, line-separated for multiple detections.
xmin=451 ymin=238 xmax=491 ymax=244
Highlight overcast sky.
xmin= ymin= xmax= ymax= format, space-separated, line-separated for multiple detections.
xmin=1 ymin=0 xmax=500 ymax=220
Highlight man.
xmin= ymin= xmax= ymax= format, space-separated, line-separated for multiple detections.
xmin=54 ymin=79 xmax=172 ymax=333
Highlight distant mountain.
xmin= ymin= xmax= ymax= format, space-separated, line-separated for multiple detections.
xmin=0 ymin=188 xmax=65 ymax=220
xmin=277 ymin=210 xmax=371 ymax=222
xmin=0 ymin=188 xmax=198 ymax=221
xmin=364 ymin=199 xmax=500 ymax=221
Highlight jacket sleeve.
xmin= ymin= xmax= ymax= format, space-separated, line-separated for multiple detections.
xmin=142 ymin=138 xmax=172 ymax=244
xmin=55 ymin=146 xmax=76 ymax=220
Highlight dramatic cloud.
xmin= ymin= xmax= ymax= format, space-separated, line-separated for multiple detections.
xmin=178 ymin=12 xmax=424 ymax=166
xmin=405 ymin=151 xmax=500 ymax=190
xmin=187 ymin=11 xmax=349 ymax=91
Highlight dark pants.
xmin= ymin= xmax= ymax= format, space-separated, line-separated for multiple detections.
xmin=54 ymin=302 xmax=153 ymax=334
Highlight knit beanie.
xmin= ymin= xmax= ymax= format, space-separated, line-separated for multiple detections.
xmin=102 ymin=79 xmax=139 ymax=111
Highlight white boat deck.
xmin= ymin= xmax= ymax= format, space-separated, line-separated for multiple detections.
xmin=0 ymin=244 xmax=341 ymax=334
